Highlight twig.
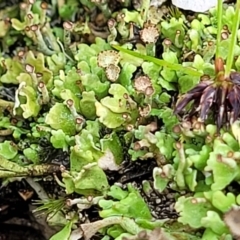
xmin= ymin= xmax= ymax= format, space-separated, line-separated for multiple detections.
xmin=25 ymin=177 xmax=49 ymax=200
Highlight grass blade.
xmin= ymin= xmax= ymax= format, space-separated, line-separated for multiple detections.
xmin=112 ymin=45 xmax=202 ymax=77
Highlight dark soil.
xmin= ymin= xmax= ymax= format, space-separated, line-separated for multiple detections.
xmin=0 ymin=180 xmax=57 ymax=240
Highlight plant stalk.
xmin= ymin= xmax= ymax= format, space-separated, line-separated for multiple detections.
xmin=225 ymin=0 xmax=240 ymax=77
xmin=215 ymin=0 xmax=223 ymax=60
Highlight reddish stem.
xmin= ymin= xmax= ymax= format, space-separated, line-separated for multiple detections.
xmin=215 ymin=57 xmax=225 ymax=74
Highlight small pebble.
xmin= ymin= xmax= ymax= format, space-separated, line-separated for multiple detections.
xmin=156 ymin=206 xmax=161 ymax=212
xmin=151 ymin=211 xmax=159 ymax=218
xmin=167 ymin=193 xmax=174 ymax=199
xmin=169 ymin=203 xmax=175 ymax=210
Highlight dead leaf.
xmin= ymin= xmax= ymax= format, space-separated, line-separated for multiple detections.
xmin=98 ymin=149 xmax=120 ymax=171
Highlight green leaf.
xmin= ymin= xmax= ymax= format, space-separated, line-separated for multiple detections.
xmin=62 ymin=176 xmax=75 ymax=194
xmin=189 ymin=145 xmax=212 ymax=171
xmin=107 ymin=185 xmax=128 ymax=200
xmin=91 ymin=37 xmax=112 ymax=53
xmin=49 ymin=220 xmax=73 ymax=240
xmin=175 ymin=196 xmax=212 ymax=228
xmin=45 ymin=103 xmax=76 ymax=136
xmin=119 ymin=44 xmax=145 ymax=67
xmin=19 ymin=85 xmax=41 ymax=118
xmin=70 ymin=146 xmax=94 ymax=171
xmin=202 ymin=228 xmax=220 ymax=240
xmin=178 ymin=75 xmax=200 ymax=93
xmin=201 ymin=211 xmax=229 ymax=235
xmin=189 ymin=29 xmax=200 ymax=52
xmin=23 ymin=148 xmax=39 ymax=164
xmin=74 ymin=165 xmax=109 ymax=193
xmin=96 ymin=102 xmax=125 ymax=128
xmin=157 ymin=77 xmax=176 ymax=91
xmin=25 ymin=51 xmax=53 ymax=87
xmin=0 ymin=20 xmax=10 ymax=38
xmin=118 ymin=217 xmax=144 ymax=235
xmin=46 ymin=53 xmax=66 ymax=75
xmin=107 ymin=225 xmax=125 ymax=239
xmin=99 ymin=186 xmax=151 ymax=220
xmin=142 ymin=62 xmax=161 ymax=80
xmin=81 ymin=73 xmax=109 ymax=99
xmin=0 ymin=58 xmax=23 ymax=84
xmin=219 ymin=39 xmax=240 ymax=60
xmin=108 ymin=83 xmax=129 ymax=99
xmin=192 ymin=55 xmax=205 ymax=70
xmin=75 ymin=44 xmax=97 ymax=64
xmin=96 ymin=84 xmax=138 ymax=128
xmin=89 ymin=56 xmax=105 ymax=76
xmin=211 ymin=191 xmax=236 ymax=213
xmin=59 ymin=3 xmax=78 ymax=20
xmin=70 ymin=121 xmax=103 ymax=171
xmin=205 ymin=152 xmax=240 ymax=191
xmin=151 ymin=107 xmax=179 ymax=132
xmin=153 ymin=166 xmax=172 ymax=192
xmin=185 ymin=168 xmax=198 ymax=191
xmin=129 ymin=149 xmax=150 ymax=161
xmin=155 ymin=132 xmax=175 ymax=159
xmin=0 ymin=141 xmax=18 ymax=160
xmin=101 ymin=97 xmax=129 ymax=113
xmin=52 ymin=68 xmax=81 ymax=102
xmin=159 ymin=92 xmax=171 ymax=103
xmin=122 ymin=8 xmax=143 ymax=25
xmin=50 ymin=130 xmax=72 ymax=151
xmin=161 ymin=67 xmax=176 ymax=82
xmin=161 ymin=17 xmax=185 ymax=43
xmin=118 ymin=63 xmax=137 ymax=93
xmin=79 ymin=91 xmax=97 ymax=119
xmin=60 ymin=89 xmax=80 ymax=112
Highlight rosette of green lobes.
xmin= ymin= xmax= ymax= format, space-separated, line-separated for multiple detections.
xmin=70 ymin=120 xmax=103 ymax=169
xmin=47 ymin=39 xmax=122 ymax=133
xmin=11 ymin=3 xmax=40 ymax=31
xmin=128 ymin=122 xmax=158 ymax=161
xmin=161 ymin=17 xmax=185 ymax=46
xmin=62 ymin=39 xmax=115 ymax=118
xmin=62 ymin=163 xmax=109 ymax=196
xmin=46 ymin=52 xmax=66 ymax=75
xmin=11 ymin=1 xmax=60 ymax=55
xmin=11 ymin=0 xmax=51 ymax=31
xmin=205 ymin=135 xmax=240 ymax=191
xmin=173 ymin=121 xmax=240 ymax=191
xmin=60 ymin=121 xmax=109 ymax=195
xmin=175 ymin=195 xmax=232 ymax=239
xmin=0 ymin=51 xmax=53 ymax=118
xmin=95 ymin=84 xmax=139 ymax=129
xmin=99 ymin=184 xmax=152 ymax=220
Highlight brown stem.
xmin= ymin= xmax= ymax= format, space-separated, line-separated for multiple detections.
xmin=215 ymin=57 xmax=225 ymax=74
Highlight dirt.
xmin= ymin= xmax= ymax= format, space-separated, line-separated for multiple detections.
xmin=0 ymin=180 xmax=58 ymax=240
